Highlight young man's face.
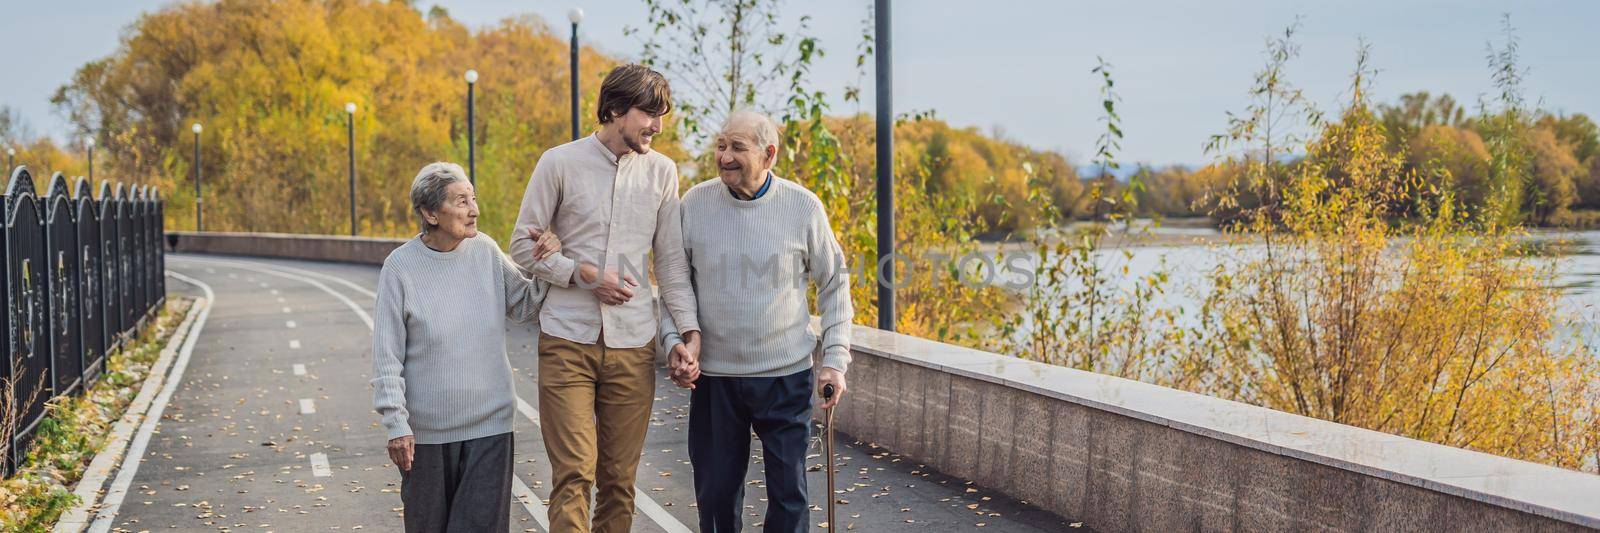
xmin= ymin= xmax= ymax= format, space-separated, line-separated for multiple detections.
xmin=615 ymin=107 xmax=664 ymax=155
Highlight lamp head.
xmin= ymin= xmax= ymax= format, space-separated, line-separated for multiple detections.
xmin=465 ymin=69 xmax=478 ymax=84
xmin=346 ymin=102 xmax=357 ymax=114
xmin=568 ymin=7 xmax=584 ymax=25
xmin=192 ymin=123 xmax=203 ymax=134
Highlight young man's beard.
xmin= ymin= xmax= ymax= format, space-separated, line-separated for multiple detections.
xmin=625 ymin=129 xmax=652 ymax=154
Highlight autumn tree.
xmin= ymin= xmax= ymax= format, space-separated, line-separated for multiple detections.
xmin=51 ymin=0 xmax=635 ymax=239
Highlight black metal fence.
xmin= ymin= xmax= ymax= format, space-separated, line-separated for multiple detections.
xmin=1 ymin=167 xmax=165 ymax=477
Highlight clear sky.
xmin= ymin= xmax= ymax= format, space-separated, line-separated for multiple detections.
xmin=3 ymin=0 xmax=1595 ymax=166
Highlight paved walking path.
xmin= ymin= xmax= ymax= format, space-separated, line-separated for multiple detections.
xmin=108 ymin=254 xmax=1077 ymax=531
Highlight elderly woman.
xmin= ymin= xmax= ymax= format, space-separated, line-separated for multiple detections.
xmin=371 ymin=162 xmax=559 ymax=532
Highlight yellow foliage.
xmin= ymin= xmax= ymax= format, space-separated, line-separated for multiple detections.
xmin=53 ymin=0 xmax=642 ymax=241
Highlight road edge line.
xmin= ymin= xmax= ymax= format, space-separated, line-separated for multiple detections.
xmin=51 ymin=272 xmax=211 ymax=533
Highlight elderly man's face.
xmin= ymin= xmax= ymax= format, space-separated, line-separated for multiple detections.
xmin=714 ymin=127 xmax=772 ymax=186
xmin=425 ymin=180 xmax=479 ymax=240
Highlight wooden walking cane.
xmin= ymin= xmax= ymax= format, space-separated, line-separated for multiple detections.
xmin=821 ymin=383 xmax=837 ymax=530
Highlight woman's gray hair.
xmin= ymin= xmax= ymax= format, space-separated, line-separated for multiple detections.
xmin=411 ymin=162 xmax=469 ymax=233
xmin=722 ymin=109 xmax=781 ymax=157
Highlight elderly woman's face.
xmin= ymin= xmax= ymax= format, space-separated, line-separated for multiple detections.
xmin=424 ymin=180 xmax=478 ymax=240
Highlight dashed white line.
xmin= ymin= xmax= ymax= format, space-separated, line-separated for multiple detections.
xmin=269 ymin=289 xmax=280 ymax=295
xmin=282 ymin=306 xmax=292 ymax=313
xmin=285 ymin=320 xmax=296 ymax=329
xmin=309 ymin=453 xmax=332 ymax=477
xmin=276 ymin=297 xmax=286 ymax=303
xmin=289 ymin=340 xmax=301 ymax=350
xmin=298 ymin=398 xmax=316 ymax=414
xmin=292 ymin=363 xmax=306 ymax=375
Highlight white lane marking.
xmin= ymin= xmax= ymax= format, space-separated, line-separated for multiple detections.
xmin=285 ymin=320 xmax=297 ymax=329
xmin=292 ymin=363 xmax=306 ymax=375
xmin=88 ymin=272 xmax=215 ymax=533
xmin=276 ymin=297 xmax=286 ymax=303
xmin=289 ymin=340 xmax=302 ymax=350
xmin=269 ymin=289 xmax=279 ymax=295
xmin=259 ymin=282 xmax=270 ymax=288
xmin=310 ymin=453 xmax=332 ymax=477
xmin=299 ymin=398 xmax=316 ymax=414
xmin=512 ymin=476 xmax=551 ymax=531
xmin=174 ymin=258 xmax=690 ymax=532
xmin=516 ymin=397 xmax=540 ymax=426
xmin=635 ymin=494 xmax=691 ymax=533
xmin=205 ymin=268 xmax=215 ymax=274
xmin=282 ymin=306 xmax=292 ymax=314
xmin=170 ymin=258 xmax=372 ymax=329
xmin=174 ymin=256 xmax=376 ymax=298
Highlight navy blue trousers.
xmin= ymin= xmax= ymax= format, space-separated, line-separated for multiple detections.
xmin=688 ymin=369 xmax=814 ymax=533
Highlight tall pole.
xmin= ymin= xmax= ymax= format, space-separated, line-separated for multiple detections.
xmin=87 ymin=138 xmax=95 ymax=182
xmin=568 ymin=8 xmax=585 ymax=141
xmin=465 ymin=70 xmax=477 ymax=184
xmin=346 ymin=102 xmax=358 ymax=236
xmin=6 ymin=148 xmax=12 ymax=170
xmin=874 ymin=0 xmax=895 ymax=332
xmin=193 ymin=123 xmax=203 ymax=231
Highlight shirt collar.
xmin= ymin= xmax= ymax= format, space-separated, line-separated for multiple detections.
xmin=730 ymin=171 xmax=774 ymax=201
xmin=586 ymin=133 xmax=621 ymax=166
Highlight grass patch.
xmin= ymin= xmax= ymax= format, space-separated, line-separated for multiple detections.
xmin=0 ymin=298 xmax=193 ymax=531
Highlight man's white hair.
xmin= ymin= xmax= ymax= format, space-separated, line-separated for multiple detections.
xmin=721 ymin=109 xmax=780 ymax=157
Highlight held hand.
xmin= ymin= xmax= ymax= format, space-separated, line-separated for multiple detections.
xmin=668 ymin=331 xmax=702 ymax=388
xmin=817 ymin=367 xmax=846 ymax=409
xmin=529 ymin=227 xmax=562 ymax=262
xmin=387 ymin=435 xmax=415 ymax=471
xmin=579 ymin=263 xmax=638 ymax=306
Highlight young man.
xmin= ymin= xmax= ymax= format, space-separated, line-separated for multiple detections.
xmin=659 ymin=110 xmax=853 ymax=533
xmin=510 ymin=64 xmax=702 ymax=533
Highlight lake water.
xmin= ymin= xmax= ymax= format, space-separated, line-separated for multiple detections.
xmin=1008 ymin=227 xmax=1600 ymax=347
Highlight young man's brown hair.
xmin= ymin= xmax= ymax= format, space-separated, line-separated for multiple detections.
xmin=596 ymin=64 xmax=673 ymax=124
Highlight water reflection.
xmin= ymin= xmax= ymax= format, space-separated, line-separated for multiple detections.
xmin=1007 ymin=227 xmax=1600 ymax=349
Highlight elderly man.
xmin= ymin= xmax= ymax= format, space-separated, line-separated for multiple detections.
xmin=660 ymin=110 xmax=853 ymax=533
xmin=509 ymin=64 xmax=701 ymax=533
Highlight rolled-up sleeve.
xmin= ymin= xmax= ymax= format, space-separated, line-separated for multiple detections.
xmin=370 ymin=264 xmax=412 ymax=440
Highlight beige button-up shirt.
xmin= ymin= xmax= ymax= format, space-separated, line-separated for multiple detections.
xmin=510 ymin=134 xmax=699 ymax=348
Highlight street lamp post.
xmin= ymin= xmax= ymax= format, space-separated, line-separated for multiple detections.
xmin=193 ymin=123 xmax=203 ymax=231
xmin=86 ymin=137 xmax=95 ymax=183
xmin=875 ymin=0 xmax=895 ymax=331
xmin=7 ymin=147 xmax=13 ymax=170
xmin=568 ymin=8 xmax=584 ymax=141
xmin=465 ymin=69 xmax=477 ymax=184
xmin=346 ymin=102 xmax=358 ymax=236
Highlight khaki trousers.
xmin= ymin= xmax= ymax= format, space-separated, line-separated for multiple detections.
xmin=538 ymin=332 xmax=656 ymax=533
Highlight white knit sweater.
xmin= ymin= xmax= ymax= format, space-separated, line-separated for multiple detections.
xmin=661 ymin=175 xmax=853 ymax=377
xmin=371 ymin=233 xmax=546 ymax=444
